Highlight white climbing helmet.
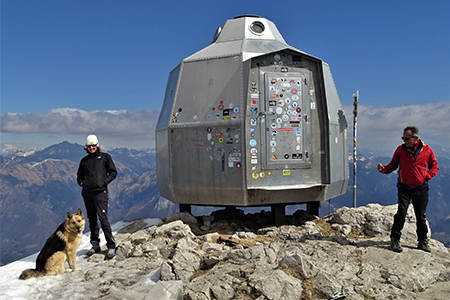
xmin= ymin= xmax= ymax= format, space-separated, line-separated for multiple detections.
xmin=85 ymin=134 xmax=99 ymax=146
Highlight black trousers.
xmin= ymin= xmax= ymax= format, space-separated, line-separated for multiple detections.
xmin=390 ymin=187 xmax=429 ymax=242
xmin=82 ymin=190 xmax=116 ymax=249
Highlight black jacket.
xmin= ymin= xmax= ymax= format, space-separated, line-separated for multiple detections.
xmin=77 ymin=151 xmax=117 ymax=192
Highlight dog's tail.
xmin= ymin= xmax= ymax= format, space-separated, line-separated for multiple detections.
xmin=19 ymin=268 xmax=46 ymax=280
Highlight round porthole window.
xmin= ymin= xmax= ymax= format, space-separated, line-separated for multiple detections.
xmin=249 ymin=21 xmax=265 ymax=35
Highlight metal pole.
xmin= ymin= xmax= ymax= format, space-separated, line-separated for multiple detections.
xmin=352 ymin=91 xmax=359 ymax=208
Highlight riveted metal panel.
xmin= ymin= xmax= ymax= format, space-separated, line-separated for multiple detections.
xmin=170 ymin=56 xmax=244 ymax=125
xmin=156 ymin=64 xmax=181 ymax=130
xmin=169 ymin=125 xmax=246 ymax=206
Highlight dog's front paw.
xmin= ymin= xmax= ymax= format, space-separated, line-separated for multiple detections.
xmin=69 ymin=265 xmax=82 ymax=271
xmin=69 ymin=265 xmax=81 ymax=271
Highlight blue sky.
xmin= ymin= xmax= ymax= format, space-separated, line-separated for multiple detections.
xmin=1 ymin=0 xmax=449 ymax=151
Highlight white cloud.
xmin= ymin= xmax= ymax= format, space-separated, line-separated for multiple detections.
xmin=1 ymin=108 xmax=159 ymax=137
xmin=1 ymin=103 xmax=449 ymax=151
xmin=343 ymin=101 xmax=450 ymax=151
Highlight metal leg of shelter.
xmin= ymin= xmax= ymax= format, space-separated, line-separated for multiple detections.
xmin=179 ymin=204 xmax=192 ymax=214
xmin=307 ymin=202 xmax=320 ymax=217
xmin=271 ymin=204 xmax=286 ymax=226
xmin=224 ymin=206 xmax=238 ymax=212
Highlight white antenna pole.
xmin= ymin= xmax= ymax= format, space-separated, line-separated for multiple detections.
xmin=352 ymin=91 xmax=359 ymax=208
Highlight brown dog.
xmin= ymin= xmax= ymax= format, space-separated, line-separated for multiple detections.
xmin=19 ymin=209 xmax=85 ymax=280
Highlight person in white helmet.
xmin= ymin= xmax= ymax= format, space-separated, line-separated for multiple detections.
xmin=77 ymin=134 xmax=117 ymax=259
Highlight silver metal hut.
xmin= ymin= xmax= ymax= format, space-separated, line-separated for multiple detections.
xmin=156 ymin=15 xmax=349 ymax=223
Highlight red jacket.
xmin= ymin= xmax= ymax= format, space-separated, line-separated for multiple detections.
xmin=382 ymin=140 xmax=439 ymax=189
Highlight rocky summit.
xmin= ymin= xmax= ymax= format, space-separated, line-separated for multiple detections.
xmin=80 ymin=203 xmax=449 ymax=299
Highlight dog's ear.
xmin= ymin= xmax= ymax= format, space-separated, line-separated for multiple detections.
xmin=76 ymin=208 xmax=83 ymax=216
xmin=67 ymin=212 xmax=72 ymax=219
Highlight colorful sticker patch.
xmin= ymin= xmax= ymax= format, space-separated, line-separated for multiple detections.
xmin=283 ymin=169 xmax=291 ymax=176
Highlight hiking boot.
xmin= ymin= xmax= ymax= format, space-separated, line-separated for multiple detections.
xmin=418 ymin=239 xmax=431 ymax=252
xmin=86 ymin=241 xmax=100 ymax=256
xmin=390 ymin=238 xmax=403 ymax=253
xmin=106 ymin=248 xmax=116 ymax=259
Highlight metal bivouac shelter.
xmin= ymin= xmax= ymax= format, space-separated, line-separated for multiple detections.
xmin=156 ymin=15 xmax=349 ymax=224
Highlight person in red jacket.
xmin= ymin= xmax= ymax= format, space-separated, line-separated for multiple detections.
xmin=377 ymin=126 xmax=439 ymax=253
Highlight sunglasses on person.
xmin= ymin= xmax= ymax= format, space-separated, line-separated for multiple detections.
xmin=401 ymin=137 xmax=415 ymax=141
xmin=86 ymin=145 xmax=97 ymax=148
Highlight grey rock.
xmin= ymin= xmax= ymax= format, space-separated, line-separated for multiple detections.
xmin=247 ymin=243 xmax=265 ymax=261
xmin=278 ymin=249 xmax=318 ymax=278
xmin=176 ymin=236 xmax=198 ymax=250
xmin=58 ymin=204 xmax=450 ymax=300
xmin=172 ymin=249 xmax=201 ymax=282
xmin=229 ymin=233 xmax=239 ymax=240
xmin=264 ymin=247 xmax=277 ymax=264
xmin=115 ymin=244 xmax=129 ymax=261
xmin=141 ymin=241 xmax=158 ymax=253
xmin=155 ymin=220 xmax=194 ymax=240
xmin=160 ymin=261 xmax=177 ymax=281
xmin=165 ymin=212 xmax=199 ymax=225
xmin=185 ymin=271 xmax=241 ymax=300
xmin=237 ymin=231 xmax=257 ymax=239
xmin=200 ymin=225 xmax=210 ymax=231
xmin=203 ymin=215 xmax=215 ymax=227
xmin=248 ymin=269 xmax=303 ymax=300
xmin=210 ymin=281 xmax=235 ymax=300
xmin=200 ymin=233 xmax=219 ymax=242
xmin=257 ymin=226 xmax=279 ymax=236
xmin=150 ymin=237 xmax=173 ymax=249
xmin=83 ymin=269 xmax=106 ymax=281
xmin=331 ymin=223 xmax=352 ymax=235
xmin=201 ymin=242 xmax=223 ymax=254
xmin=314 ymin=270 xmax=340 ymax=297
xmin=203 ymin=254 xmax=220 ymax=268
xmin=330 ymin=203 xmax=431 ymax=243
xmin=131 ymin=245 xmax=143 ymax=257
xmin=129 ymin=230 xmax=151 ymax=244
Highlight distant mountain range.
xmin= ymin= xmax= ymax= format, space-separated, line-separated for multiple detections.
xmin=0 ymin=142 xmax=177 ymax=265
xmin=1 ymin=141 xmax=449 ymax=265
